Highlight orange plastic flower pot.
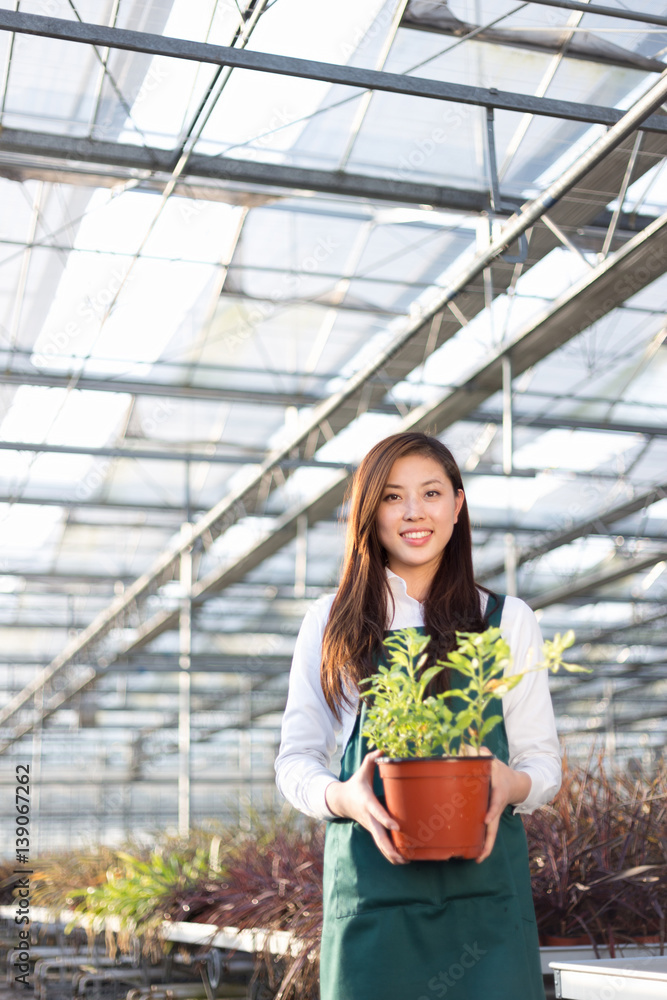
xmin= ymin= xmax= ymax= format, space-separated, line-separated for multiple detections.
xmin=377 ymin=756 xmax=493 ymax=861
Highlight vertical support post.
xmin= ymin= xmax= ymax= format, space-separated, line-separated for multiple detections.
xmin=504 ymin=533 xmax=517 ymax=598
xmin=605 ymin=679 xmax=616 ymax=759
xmin=502 ymin=355 xmax=513 ymax=477
xmin=31 ymin=688 xmax=43 ymax=855
xmin=502 ymin=355 xmax=517 ymax=596
xmin=178 ymin=523 xmax=193 ymax=839
xmin=238 ymin=677 xmax=252 ymax=831
xmin=185 ymin=460 xmax=192 ymax=524
xmin=294 ymin=513 xmax=308 ymax=599
xmin=485 ymin=107 xmax=501 ymax=214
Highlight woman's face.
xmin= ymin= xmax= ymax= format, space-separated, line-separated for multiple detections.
xmin=376 ymin=452 xmax=465 ymax=582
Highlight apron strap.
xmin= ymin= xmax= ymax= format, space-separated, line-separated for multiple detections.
xmin=485 ymin=591 xmax=505 ymax=628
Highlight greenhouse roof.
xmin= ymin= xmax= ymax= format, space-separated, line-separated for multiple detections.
xmin=0 ymin=0 xmax=666 ymax=847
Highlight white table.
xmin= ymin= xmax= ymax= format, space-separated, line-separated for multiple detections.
xmin=550 ymin=955 xmax=667 ymax=999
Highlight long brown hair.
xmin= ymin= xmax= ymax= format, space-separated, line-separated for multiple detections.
xmin=321 ymin=432 xmax=495 ymax=717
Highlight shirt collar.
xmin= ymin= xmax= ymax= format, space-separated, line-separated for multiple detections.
xmin=385 ymin=566 xmax=406 ymax=589
xmin=384 ymin=567 xmax=488 ymax=622
xmin=385 ymin=566 xmax=421 ymax=604
xmin=384 ymin=566 xmax=424 ymax=626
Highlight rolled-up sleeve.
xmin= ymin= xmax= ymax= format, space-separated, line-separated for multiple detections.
xmin=500 ymin=596 xmax=562 ymax=814
xmin=274 ymin=595 xmax=341 ymax=820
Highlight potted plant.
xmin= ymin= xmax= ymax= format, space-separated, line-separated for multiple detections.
xmin=360 ymin=626 xmax=584 ymax=861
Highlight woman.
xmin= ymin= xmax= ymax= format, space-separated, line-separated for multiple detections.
xmin=275 ymin=431 xmax=561 ymax=1000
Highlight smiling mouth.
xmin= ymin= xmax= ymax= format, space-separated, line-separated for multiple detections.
xmin=400 ymin=530 xmax=433 ymax=539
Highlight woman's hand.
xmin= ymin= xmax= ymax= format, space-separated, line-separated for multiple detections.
xmin=325 ymin=749 xmax=408 ymax=865
xmin=476 ymin=752 xmax=531 ymax=864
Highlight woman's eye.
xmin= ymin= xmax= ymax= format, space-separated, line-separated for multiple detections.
xmin=425 ymin=490 xmax=440 ymax=498
xmin=383 ymin=493 xmax=399 ymax=501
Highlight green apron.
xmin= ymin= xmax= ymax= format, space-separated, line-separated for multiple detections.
xmin=320 ymin=595 xmax=545 ymax=1000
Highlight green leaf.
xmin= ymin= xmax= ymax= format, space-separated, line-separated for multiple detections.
xmin=362 ymin=621 xmax=588 ymax=760
xmin=478 ymin=714 xmax=503 ymax=740
xmin=419 ymin=664 xmax=444 ymax=688
xmin=559 ymin=661 xmax=592 ymax=674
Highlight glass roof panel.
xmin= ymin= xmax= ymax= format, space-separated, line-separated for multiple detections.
xmin=28 ymin=188 xmax=246 ymax=377
xmin=246 ymin=0 xmax=390 ymax=61
xmin=513 ymin=428 xmax=645 ymax=472
xmin=3 ymin=35 xmax=99 ymax=134
xmin=0 ymin=503 xmax=64 ymax=568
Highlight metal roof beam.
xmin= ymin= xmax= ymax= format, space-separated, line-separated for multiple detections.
xmin=559 ymin=709 xmax=667 ymax=736
xmin=551 ymin=659 xmax=667 ymax=698
xmin=569 ymin=607 xmax=667 ymax=646
xmin=0 ymin=507 xmax=665 ymax=541
xmin=4 ymin=654 xmax=659 ymax=680
xmin=8 ymin=372 xmax=667 ymax=445
xmin=2 ymin=11 xmax=667 ymax=133
xmin=0 ymin=147 xmax=656 ymax=255
xmin=0 ymin=439 xmax=351 ymax=468
xmin=0 ymin=654 xmax=290 ymax=673
xmin=469 ymin=412 xmax=667 ymax=439
xmin=6 ymin=369 xmax=667 ymax=440
xmin=521 ymin=0 xmax=667 ymax=28
xmin=0 ymin=774 xmax=278 ymax=786
xmin=0 ymin=492 xmax=195 ymax=515
xmin=0 ymin=128 xmax=516 ymax=213
xmin=478 ymin=482 xmax=667 ymax=581
xmin=0 ymin=462 xmax=657 ymax=524
xmin=526 ymin=550 xmax=667 ymax=609
xmin=402 ymin=6 xmax=666 ymax=73
xmin=0 ymin=367 xmax=354 ymax=410
xmin=476 ymin=523 xmax=667 ymax=543
xmin=404 ymin=218 xmax=667 ymax=434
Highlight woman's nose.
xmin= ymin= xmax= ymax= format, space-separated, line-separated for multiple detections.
xmin=403 ymin=497 xmax=424 ymax=518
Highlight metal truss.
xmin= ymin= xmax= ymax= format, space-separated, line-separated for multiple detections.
xmin=478 ymin=482 xmax=667 ymax=582
xmin=2 ymin=11 xmax=667 ymax=133
xmin=0 ymin=438 xmax=350 ymax=469
xmin=552 ymin=652 xmax=667 ymax=696
xmin=557 ymin=704 xmax=667 ymax=737
xmin=0 ymin=127 xmax=522 ymax=213
xmin=3 ymin=372 xmax=667 ymax=438
xmin=526 ymin=550 xmax=667 ymax=610
xmin=0 ymin=366 xmax=374 ymax=414
xmin=0 ymin=128 xmax=659 ymax=256
xmin=469 ymin=413 xmax=667 ymax=439
xmin=569 ymin=607 xmax=667 ymax=648
xmin=522 ymin=0 xmax=667 ymax=27
xmin=1 ymin=412 xmax=666 ymax=471
xmin=403 ymin=4 xmax=667 ymax=73
xmin=0 ymin=773 xmax=278 ymax=786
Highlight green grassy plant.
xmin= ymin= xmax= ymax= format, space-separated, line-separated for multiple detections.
xmin=67 ymin=849 xmax=210 ymax=935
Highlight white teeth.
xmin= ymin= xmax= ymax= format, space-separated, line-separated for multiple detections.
xmin=401 ymin=531 xmax=432 ymax=539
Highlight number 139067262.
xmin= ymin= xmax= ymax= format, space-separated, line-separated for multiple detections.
xmin=15 ymin=764 xmax=30 ymax=863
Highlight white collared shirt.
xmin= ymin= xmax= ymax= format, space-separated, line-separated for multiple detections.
xmin=275 ymin=569 xmax=562 ymax=820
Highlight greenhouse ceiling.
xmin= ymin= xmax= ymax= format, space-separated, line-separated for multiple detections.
xmin=0 ymin=0 xmax=666 ymax=849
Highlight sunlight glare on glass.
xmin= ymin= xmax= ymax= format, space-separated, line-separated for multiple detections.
xmin=512 ymin=428 xmax=643 ymax=472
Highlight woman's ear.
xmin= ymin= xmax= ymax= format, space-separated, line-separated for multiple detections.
xmin=454 ymin=488 xmax=465 ymax=523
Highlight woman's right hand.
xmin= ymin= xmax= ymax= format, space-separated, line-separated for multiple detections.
xmin=324 ymin=748 xmax=408 ymax=865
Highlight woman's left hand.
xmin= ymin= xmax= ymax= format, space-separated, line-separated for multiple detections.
xmin=476 ymin=751 xmax=531 ymax=864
